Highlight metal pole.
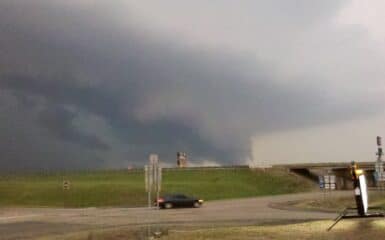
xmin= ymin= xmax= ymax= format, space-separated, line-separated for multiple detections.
xmin=376 ymin=136 xmax=384 ymax=189
xmin=148 ymin=187 xmax=151 ymax=209
xmin=154 ymin=161 xmax=158 ymax=209
xmin=149 ymin=164 xmax=152 ymax=209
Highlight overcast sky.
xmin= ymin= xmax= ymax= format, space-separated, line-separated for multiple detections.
xmin=1 ymin=0 xmax=385 ymax=170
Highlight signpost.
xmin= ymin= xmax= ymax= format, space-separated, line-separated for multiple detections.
xmin=145 ymin=154 xmax=162 ymax=209
xmin=63 ymin=180 xmax=70 ymax=190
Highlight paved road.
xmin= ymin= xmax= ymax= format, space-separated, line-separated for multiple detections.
xmin=0 ymin=191 xmax=351 ymax=239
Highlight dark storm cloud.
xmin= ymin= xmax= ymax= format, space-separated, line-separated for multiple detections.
xmin=0 ymin=89 xmax=107 ymax=171
xmin=0 ymin=71 xmax=237 ymax=166
xmin=37 ymin=105 xmax=109 ymax=151
xmin=0 ymin=0 xmax=382 ymax=170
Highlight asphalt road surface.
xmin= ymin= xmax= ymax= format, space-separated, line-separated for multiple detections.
xmin=0 ymin=191 xmax=351 ymax=239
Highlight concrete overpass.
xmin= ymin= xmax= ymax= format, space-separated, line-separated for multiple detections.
xmin=273 ymin=161 xmax=378 ymax=189
xmin=274 ymin=161 xmax=375 ymax=170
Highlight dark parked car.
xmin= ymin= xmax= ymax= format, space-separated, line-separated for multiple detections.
xmin=155 ymin=194 xmax=204 ymax=209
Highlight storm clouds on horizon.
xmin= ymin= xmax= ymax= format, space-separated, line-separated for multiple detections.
xmin=1 ymin=0 xmax=385 ymax=170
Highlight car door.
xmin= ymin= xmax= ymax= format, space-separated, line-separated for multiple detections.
xmin=179 ymin=195 xmax=192 ymax=207
xmin=174 ymin=194 xmax=190 ymax=207
xmin=168 ymin=195 xmax=181 ymax=207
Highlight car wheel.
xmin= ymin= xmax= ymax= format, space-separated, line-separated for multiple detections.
xmin=193 ymin=202 xmax=201 ymax=208
xmin=164 ymin=203 xmax=173 ymax=209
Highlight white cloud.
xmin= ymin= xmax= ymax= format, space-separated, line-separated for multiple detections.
xmin=335 ymin=0 xmax=385 ymax=47
xmin=251 ymin=113 xmax=385 ymax=166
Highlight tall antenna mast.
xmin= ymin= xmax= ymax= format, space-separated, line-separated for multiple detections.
xmin=375 ymin=136 xmax=385 ymax=188
xmin=377 ymin=136 xmax=383 ymax=161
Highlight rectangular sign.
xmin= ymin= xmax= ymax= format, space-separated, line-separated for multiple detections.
xmin=318 ymin=176 xmax=324 ymax=189
xmin=359 ymin=175 xmax=368 ymax=214
xmin=63 ymin=180 xmax=70 ymax=190
xmin=321 ymin=175 xmax=336 ymax=190
xmin=149 ymin=154 xmax=159 ymax=165
xmin=324 ymin=175 xmax=330 ymax=184
xmin=330 ymin=175 xmax=336 ymax=184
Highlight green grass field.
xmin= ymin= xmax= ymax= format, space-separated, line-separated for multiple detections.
xmin=0 ymin=168 xmax=314 ymax=208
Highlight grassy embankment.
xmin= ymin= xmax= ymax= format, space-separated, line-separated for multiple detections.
xmin=0 ymin=168 xmax=314 ymax=207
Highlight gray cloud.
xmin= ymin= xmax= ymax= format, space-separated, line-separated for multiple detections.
xmin=0 ymin=0 xmax=384 ymax=170
xmin=37 ymin=105 xmax=110 ymax=151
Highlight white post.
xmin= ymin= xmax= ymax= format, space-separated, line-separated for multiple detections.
xmin=145 ymin=154 xmax=162 ymax=209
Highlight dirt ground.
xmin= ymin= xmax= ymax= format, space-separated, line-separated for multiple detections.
xmin=40 ymin=219 xmax=385 ymax=240
xmin=0 ymin=191 xmax=359 ymax=239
